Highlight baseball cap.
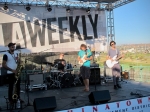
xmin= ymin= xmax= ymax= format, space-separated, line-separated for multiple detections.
xmin=8 ymin=42 xmax=16 ymax=47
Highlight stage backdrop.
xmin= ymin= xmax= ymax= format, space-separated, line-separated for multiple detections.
xmin=0 ymin=5 xmax=107 ymax=53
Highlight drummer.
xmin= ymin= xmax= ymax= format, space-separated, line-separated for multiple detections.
xmin=53 ymin=53 xmax=66 ymax=74
xmin=54 ymin=53 xmax=66 ymax=67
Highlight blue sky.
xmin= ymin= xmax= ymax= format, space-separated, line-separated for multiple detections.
xmin=114 ymin=0 xmax=150 ymax=45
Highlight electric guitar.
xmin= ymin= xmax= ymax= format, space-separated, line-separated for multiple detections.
xmin=106 ymin=55 xmax=123 ymax=68
xmin=78 ymin=51 xmax=91 ymax=65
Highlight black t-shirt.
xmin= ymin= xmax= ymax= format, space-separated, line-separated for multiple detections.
xmin=54 ymin=59 xmax=66 ymax=70
xmin=54 ymin=59 xmax=66 ymax=66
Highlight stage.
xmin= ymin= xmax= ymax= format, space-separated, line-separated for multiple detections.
xmin=0 ymin=80 xmax=150 ymax=112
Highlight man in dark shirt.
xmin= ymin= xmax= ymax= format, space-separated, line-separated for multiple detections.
xmin=2 ymin=43 xmax=21 ymax=104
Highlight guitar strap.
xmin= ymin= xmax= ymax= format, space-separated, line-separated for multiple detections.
xmin=85 ymin=49 xmax=88 ymax=55
xmin=115 ymin=49 xmax=118 ymax=55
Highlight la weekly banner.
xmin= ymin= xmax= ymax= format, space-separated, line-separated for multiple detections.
xmin=0 ymin=6 xmax=107 ymax=53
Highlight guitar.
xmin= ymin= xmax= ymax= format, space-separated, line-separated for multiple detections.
xmin=78 ymin=51 xmax=91 ymax=65
xmin=106 ymin=54 xmax=123 ymax=68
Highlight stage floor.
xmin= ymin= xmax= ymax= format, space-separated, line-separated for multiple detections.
xmin=0 ymin=80 xmax=150 ymax=112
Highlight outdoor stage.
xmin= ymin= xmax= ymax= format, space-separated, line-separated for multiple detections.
xmin=0 ymin=80 xmax=150 ymax=112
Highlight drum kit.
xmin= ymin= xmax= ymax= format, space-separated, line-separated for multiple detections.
xmin=45 ymin=63 xmax=82 ymax=89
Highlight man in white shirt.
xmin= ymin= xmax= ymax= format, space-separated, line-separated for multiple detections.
xmin=2 ymin=43 xmax=21 ymax=103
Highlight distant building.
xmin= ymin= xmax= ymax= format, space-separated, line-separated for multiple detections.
xmin=117 ymin=43 xmax=150 ymax=53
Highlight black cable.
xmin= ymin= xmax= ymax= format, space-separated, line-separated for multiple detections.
xmin=58 ymin=101 xmax=85 ymax=110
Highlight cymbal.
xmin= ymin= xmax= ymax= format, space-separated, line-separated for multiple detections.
xmin=42 ymin=62 xmax=53 ymax=65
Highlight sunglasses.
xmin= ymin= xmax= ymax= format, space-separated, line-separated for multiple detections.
xmin=111 ymin=43 xmax=115 ymax=46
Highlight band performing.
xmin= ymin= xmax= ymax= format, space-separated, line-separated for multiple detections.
xmin=1 ymin=41 xmax=124 ymax=109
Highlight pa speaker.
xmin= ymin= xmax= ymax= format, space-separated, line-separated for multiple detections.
xmin=90 ymin=68 xmax=101 ymax=84
xmin=88 ymin=90 xmax=111 ymax=104
xmin=33 ymin=96 xmax=57 ymax=112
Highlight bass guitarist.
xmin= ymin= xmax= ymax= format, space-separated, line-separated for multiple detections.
xmin=107 ymin=41 xmax=123 ymax=89
xmin=78 ymin=44 xmax=92 ymax=92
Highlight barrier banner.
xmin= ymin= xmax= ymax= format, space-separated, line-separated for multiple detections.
xmin=0 ymin=6 xmax=107 ymax=53
xmin=58 ymin=96 xmax=150 ymax=112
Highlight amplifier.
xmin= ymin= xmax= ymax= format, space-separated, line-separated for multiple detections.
xmin=29 ymin=74 xmax=43 ymax=85
xmin=90 ymin=68 xmax=101 ymax=84
xmin=28 ymin=74 xmax=47 ymax=91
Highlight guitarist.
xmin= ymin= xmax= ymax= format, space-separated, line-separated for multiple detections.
xmin=107 ymin=41 xmax=123 ymax=90
xmin=78 ymin=44 xmax=92 ymax=92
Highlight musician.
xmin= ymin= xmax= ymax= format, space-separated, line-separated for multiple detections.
xmin=2 ymin=43 xmax=22 ymax=103
xmin=107 ymin=41 xmax=123 ymax=89
xmin=78 ymin=44 xmax=92 ymax=92
xmin=53 ymin=53 xmax=66 ymax=73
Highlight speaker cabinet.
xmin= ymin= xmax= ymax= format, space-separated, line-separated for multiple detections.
xmin=88 ymin=90 xmax=111 ymax=104
xmin=90 ymin=68 xmax=101 ymax=84
xmin=29 ymin=74 xmax=43 ymax=85
xmin=33 ymin=96 xmax=57 ymax=112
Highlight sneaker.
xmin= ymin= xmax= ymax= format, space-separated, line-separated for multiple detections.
xmin=117 ymin=84 xmax=122 ymax=88
xmin=114 ymin=85 xmax=118 ymax=90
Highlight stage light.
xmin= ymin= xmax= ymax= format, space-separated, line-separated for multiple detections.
xmin=26 ymin=6 xmax=31 ymax=11
xmin=3 ymin=4 xmax=8 ymax=10
xmin=86 ymin=8 xmax=90 ymax=14
xmin=66 ymin=8 xmax=70 ymax=13
xmin=47 ymin=7 xmax=52 ymax=12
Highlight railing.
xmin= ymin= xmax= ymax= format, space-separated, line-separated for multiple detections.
xmin=121 ymin=65 xmax=150 ymax=83
xmin=100 ymin=65 xmax=150 ymax=83
xmin=14 ymin=65 xmax=150 ymax=84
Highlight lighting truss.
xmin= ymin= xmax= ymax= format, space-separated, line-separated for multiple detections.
xmin=0 ymin=0 xmax=135 ymax=10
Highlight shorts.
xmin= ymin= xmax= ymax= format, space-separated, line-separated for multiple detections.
xmin=80 ymin=66 xmax=90 ymax=79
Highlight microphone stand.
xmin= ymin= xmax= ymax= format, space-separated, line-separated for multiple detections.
xmin=93 ymin=51 xmax=97 ymax=91
xmin=90 ymin=49 xmax=99 ymax=91
xmin=18 ymin=58 xmax=32 ymax=112
xmin=24 ymin=58 xmax=32 ymax=106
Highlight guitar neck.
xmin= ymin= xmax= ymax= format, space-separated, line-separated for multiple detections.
xmin=116 ymin=55 xmax=122 ymax=61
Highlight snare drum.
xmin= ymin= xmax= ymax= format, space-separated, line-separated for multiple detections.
xmin=50 ymin=70 xmax=60 ymax=79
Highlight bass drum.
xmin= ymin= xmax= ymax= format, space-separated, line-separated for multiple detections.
xmin=60 ymin=72 xmax=74 ymax=87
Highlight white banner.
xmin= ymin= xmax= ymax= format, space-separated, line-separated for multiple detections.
xmin=58 ymin=96 xmax=150 ymax=112
xmin=0 ymin=6 xmax=107 ymax=53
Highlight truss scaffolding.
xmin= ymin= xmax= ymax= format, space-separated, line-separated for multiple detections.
xmin=0 ymin=0 xmax=135 ymax=10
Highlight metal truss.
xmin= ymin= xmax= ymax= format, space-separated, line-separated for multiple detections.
xmin=107 ymin=8 xmax=115 ymax=47
xmin=105 ymin=0 xmax=135 ymax=50
xmin=112 ymin=0 xmax=135 ymax=9
xmin=0 ymin=0 xmax=135 ymax=10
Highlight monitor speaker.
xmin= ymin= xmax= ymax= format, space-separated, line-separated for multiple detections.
xmin=88 ymin=90 xmax=111 ymax=104
xmin=33 ymin=96 xmax=57 ymax=112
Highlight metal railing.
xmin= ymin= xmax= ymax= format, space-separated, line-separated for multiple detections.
xmin=121 ymin=65 xmax=150 ymax=83
xmin=1 ymin=64 xmax=149 ymax=84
